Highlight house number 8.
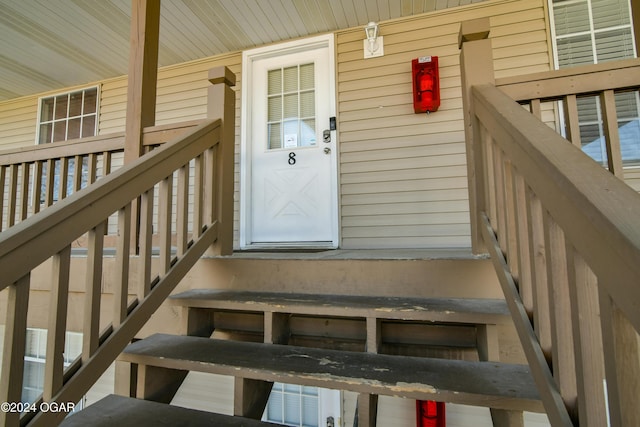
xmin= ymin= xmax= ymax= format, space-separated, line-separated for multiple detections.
xmin=288 ymin=152 xmax=296 ymax=165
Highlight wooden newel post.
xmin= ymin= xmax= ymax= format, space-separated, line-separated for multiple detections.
xmin=459 ymin=18 xmax=494 ymax=254
xmin=207 ymin=67 xmax=236 ymax=256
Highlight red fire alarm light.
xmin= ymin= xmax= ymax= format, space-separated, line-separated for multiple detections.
xmin=416 ymin=400 xmax=445 ymax=427
xmin=412 ymin=56 xmax=440 ymax=114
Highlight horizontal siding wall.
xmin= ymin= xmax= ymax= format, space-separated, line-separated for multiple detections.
xmin=0 ymin=96 xmax=38 ymax=150
xmin=626 ymin=167 xmax=640 ymax=192
xmin=0 ymin=0 xmax=558 ymax=250
xmin=336 ymin=0 xmax=551 ymax=249
xmin=99 ymin=53 xmax=243 ymax=245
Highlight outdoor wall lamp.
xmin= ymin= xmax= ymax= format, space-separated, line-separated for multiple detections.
xmin=364 ymin=21 xmax=384 ymax=59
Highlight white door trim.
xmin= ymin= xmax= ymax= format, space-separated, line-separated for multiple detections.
xmin=240 ymin=34 xmax=339 ymax=249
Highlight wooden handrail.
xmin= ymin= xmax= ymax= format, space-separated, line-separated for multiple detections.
xmin=0 ymin=119 xmax=219 ymax=289
xmin=496 ymin=58 xmax=640 ymax=102
xmin=0 ymin=66 xmax=235 ymax=427
xmin=0 ymin=120 xmax=204 ymax=234
xmin=460 ymin=19 xmax=640 ymax=427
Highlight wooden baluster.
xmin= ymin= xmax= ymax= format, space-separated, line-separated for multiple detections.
xmin=599 ymin=291 xmax=640 ymax=427
xmin=73 ymin=155 xmax=83 ymax=192
xmin=600 ymin=90 xmax=624 ymax=178
xmin=58 ymin=157 xmax=69 ymax=200
xmin=114 ymin=203 xmax=131 ymax=326
xmin=158 ymin=173 xmax=173 ymax=275
xmin=502 ymin=159 xmax=519 ymax=280
xmin=83 ymin=222 xmax=105 ymax=361
xmin=103 ymin=151 xmax=112 ymax=177
xmin=32 ymin=161 xmax=43 ymax=215
xmin=192 ymin=154 xmax=204 ymax=238
xmin=19 ymin=163 xmax=29 ymax=221
xmin=87 ymin=153 xmax=98 ymax=185
xmin=0 ymin=165 xmax=6 ymax=231
xmin=0 ymin=274 xmax=30 ymax=427
xmin=525 ymin=188 xmax=552 ymax=360
xmin=7 ymin=164 xmax=18 ymax=226
xmin=204 ymin=146 xmax=217 ymax=228
xmin=44 ymin=158 xmax=55 ymax=207
xmin=492 ymin=148 xmax=507 ymax=254
xmin=566 ymin=247 xmax=607 ymax=426
xmin=44 ymin=245 xmax=71 ymax=401
xmin=513 ymin=172 xmax=533 ymax=316
xmin=543 ymin=213 xmax=578 ymax=422
xmin=176 ymin=163 xmax=189 ymax=256
xmin=138 ymin=187 xmax=154 ymax=299
xmin=529 ymin=98 xmax=542 ymax=119
xmin=562 ymin=94 xmax=581 ymax=148
xmin=484 ymin=136 xmax=497 ymax=230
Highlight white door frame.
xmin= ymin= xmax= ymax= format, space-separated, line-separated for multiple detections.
xmin=240 ymin=34 xmax=339 ymax=249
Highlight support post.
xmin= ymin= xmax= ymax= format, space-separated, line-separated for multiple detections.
xmin=459 ymin=18 xmax=494 ymax=254
xmin=124 ymin=0 xmax=161 ymax=253
xmin=207 ymin=67 xmax=236 ymax=255
xmin=477 ymin=324 xmax=524 ymax=427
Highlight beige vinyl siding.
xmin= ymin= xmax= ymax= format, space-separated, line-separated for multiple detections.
xmin=0 ymin=96 xmax=38 ymax=150
xmin=336 ymin=0 xmax=552 ymax=249
xmin=98 ymin=53 xmax=243 ymax=244
xmin=626 ymin=168 xmax=640 ymax=192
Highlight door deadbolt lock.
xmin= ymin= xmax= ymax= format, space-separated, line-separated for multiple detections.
xmin=323 ymin=129 xmax=331 ymax=143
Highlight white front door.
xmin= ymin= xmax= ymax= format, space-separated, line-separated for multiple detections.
xmin=242 ymin=35 xmax=338 ymax=248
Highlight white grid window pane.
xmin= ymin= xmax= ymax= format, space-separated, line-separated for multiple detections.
xmin=267 ymin=63 xmax=316 ymax=150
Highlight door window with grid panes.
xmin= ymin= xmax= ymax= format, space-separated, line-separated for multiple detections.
xmin=549 ymin=0 xmax=640 ymax=166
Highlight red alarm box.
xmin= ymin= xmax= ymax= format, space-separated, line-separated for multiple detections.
xmin=416 ymin=400 xmax=445 ymax=427
xmin=412 ymin=56 xmax=440 ymax=113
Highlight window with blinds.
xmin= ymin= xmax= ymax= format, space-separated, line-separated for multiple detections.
xmin=264 ymin=382 xmax=319 ymax=427
xmin=267 ymin=63 xmax=316 ymax=150
xmin=22 ymin=328 xmax=83 ymax=407
xmin=550 ymin=0 xmax=640 ymax=165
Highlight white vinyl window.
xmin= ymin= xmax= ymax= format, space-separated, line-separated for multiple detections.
xmin=264 ymin=383 xmax=320 ymax=427
xmin=549 ymin=0 xmax=640 ymax=165
xmin=37 ymin=87 xmax=98 ymax=145
xmin=22 ymin=328 xmax=83 ymax=408
xmin=35 ymin=87 xmax=98 ymax=201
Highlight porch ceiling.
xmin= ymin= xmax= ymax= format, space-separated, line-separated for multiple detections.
xmin=0 ymin=0 xmax=487 ymax=102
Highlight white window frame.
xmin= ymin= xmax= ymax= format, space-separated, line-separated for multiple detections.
xmin=263 ymin=382 xmax=341 ymax=427
xmin=35 ymin=85 xmax=100 ymax=145
xmin=548 ymin=0 xmax=640 ymax=167
xmin=22 ymin=328 xmax=84 ymax=410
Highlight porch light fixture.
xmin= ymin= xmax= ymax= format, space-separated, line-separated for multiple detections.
xmin=364 ymin=21 xmax=384 ymax=59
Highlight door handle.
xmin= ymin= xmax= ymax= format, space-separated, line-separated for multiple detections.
xmin=323 ymin=129 xmax=331 ymax=143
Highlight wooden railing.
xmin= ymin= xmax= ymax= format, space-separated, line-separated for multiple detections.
xmin=496 ymin=58 xmax=640 ymax=179
xmin=0 ymin=67 xmax=235 ymax=427
xmin=460 ymin=19 xmax=640 ymax=427
xmin=0 ymin=120 xmax=201 ymax=235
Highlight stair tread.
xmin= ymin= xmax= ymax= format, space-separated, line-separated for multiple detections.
xmin=120 ymin=333 xmax=543 ymax=412
xmin=169 ymin=290 xmax=510 ymax=324
xmin=60 ymin=394 xmax=279 ymax=427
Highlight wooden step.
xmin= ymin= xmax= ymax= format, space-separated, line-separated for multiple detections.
xmin=60 ymin=394 xmax=280 ymax=426
xmin=169 ymin=290 xmax=510 ymax=324
xmin=119 ymin=333 xmax=544 ymax=413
